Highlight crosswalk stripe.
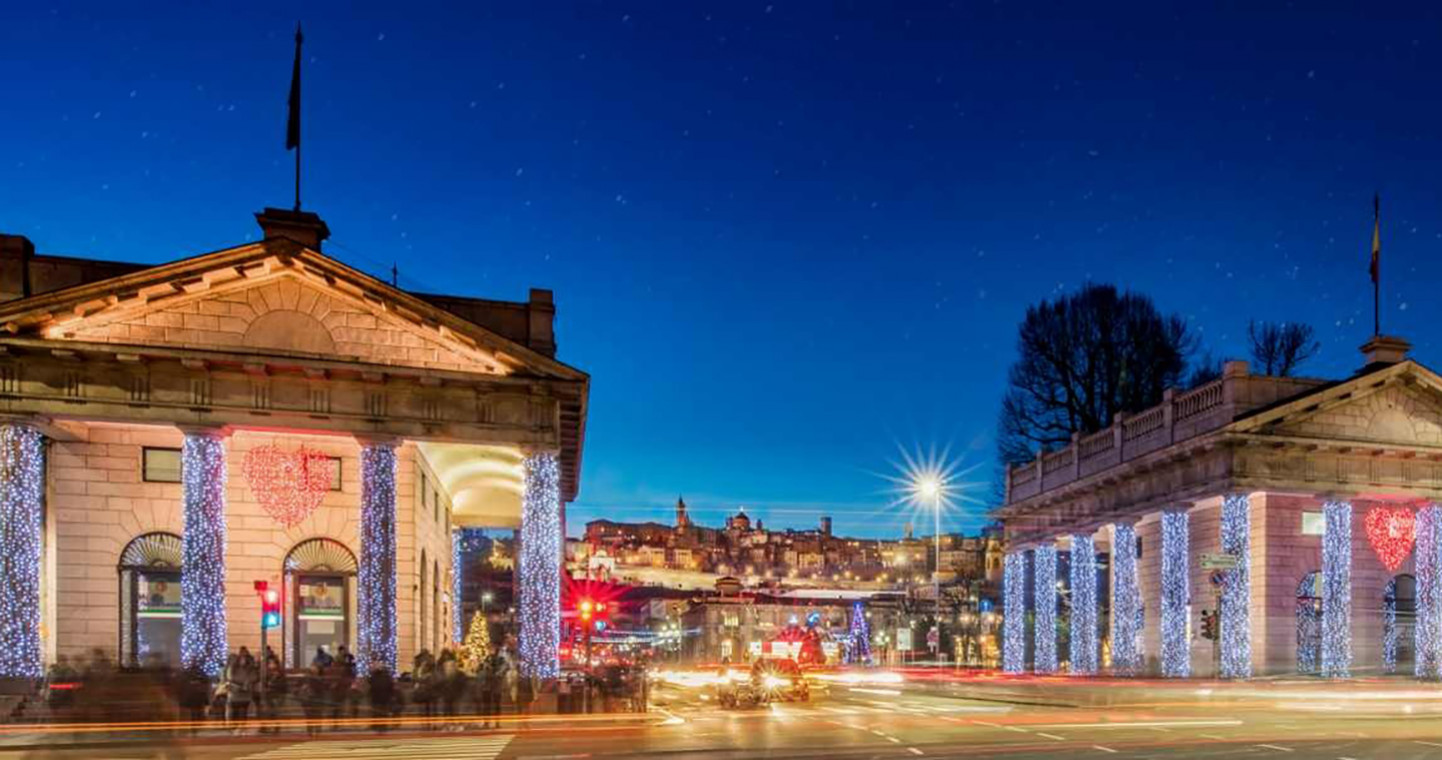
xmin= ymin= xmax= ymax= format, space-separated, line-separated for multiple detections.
xmin=237 ymin=735 xmax=513 ymax=760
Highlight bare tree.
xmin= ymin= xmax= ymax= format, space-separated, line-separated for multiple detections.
xmin=997 ymin=284 xmax=1196 ymax=466
xmin=1247 ymin=321 xmax=1320 ymax=377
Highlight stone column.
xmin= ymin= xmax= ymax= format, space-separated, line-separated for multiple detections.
xmin=1069 ymin=534 xmax=1099 ymax=675
xmin=357 ymin=439 xmax=398 ymax=675
xmin=518 ymin=450 xmax=562 ymax=679
xmin=1160 ymin=510 xmax=1190 ymax=677
xmin=1033 ymin=544 xmax=1058 ymax=674
xmin=0 ymin=425 xmax=44 ymax=679
xmin=1321 ymin=500 xmax=1352 ymax=678
xmin=1002 ymin=550 xmax=1027 ymax=673
xmin=1416 ymin=504 xmax=1442 ymax=679
xmin=1219 ymin=494 xmax=1252 ymax=678
xmin=180 ymin=428 xmax=228 ymax=677
xmin=1110 ymin=522 xmax=1141 ymax=675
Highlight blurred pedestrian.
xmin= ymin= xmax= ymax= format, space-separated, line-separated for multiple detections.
xmin=223 ymin=648 xmax=258 ymax=729
xmin=368 ymin=667 xmax=396 ymax=732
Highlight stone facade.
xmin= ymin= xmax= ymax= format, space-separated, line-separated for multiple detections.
xmin=0 ymin=208 xmax=589 ymax=678
xmin=998 ymin=337 xmax=1442 ymax=678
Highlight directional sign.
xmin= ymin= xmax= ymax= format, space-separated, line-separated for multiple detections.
xmin=1200 ymin=553 xmax=1239 ymax=570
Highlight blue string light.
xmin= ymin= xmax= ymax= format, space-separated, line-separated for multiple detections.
xmin=1416 ymin=504 xmax=1442 ymax=680
xmin=357 ymin=442 xmax=397 ymax=675
xmin=1383 ymin=577 xmax=1398 ymax=674
xmin=1220 ymin=494 xmax=1251 ymax=679
xmin=1160 ymin=510 xmax=1190 ymax=678
xmin=0 ymin=426 xmax=44 ymax=679
xmin=180 ymin=432 xmax=228 ymax=677
xmin=1321 ymin=500 xmax=1352 ymax=678
xmin=1002 ymin=551 xmax=1025 ymax=673
xmin=1033 ymin=545 xmax=1058 ymax=674
xmin=1110 ymin=523 xmax=1140 ymax=675
xmin=848 ymin=601 xmax=871 ymax=664
xmin=518 ymin=451 xmax=561 ymax=679
xmin=1069 ymin=534 xmax=1098 ymax=675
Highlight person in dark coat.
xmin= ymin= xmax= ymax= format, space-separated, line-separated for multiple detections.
xmin=368 ymin=668 xmax=396 ymax=732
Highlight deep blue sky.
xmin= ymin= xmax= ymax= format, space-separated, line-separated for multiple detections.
xmin=4 ymin=3 xmax=1442 ymax=538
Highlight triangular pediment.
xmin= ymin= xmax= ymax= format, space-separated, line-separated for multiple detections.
xmin=0 ymin=240 xmax=584 ymax=381
xmin=1231 ymin=361 xmax=1442 ymax=449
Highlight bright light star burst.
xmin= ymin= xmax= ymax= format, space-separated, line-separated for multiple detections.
xmin=879 ymin=444 xmax=983 ymax=528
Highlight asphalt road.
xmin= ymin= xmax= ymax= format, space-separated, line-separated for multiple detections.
xmin=15 ymin=680 xmax=1442 ymax=759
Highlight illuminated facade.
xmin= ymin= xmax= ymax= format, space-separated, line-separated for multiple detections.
xmin=998 ymin=336 xmax=1442 ymax=677
xmin=0 ymin=208 xmax=588 ymax=676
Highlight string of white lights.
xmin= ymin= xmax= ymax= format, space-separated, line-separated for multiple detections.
xmin=1219 ymin=494 xmax=1251 ymax=678
xmin=1417 ymin=504 xmax=1442 ymax=680
xmin=518 ymin=451 xmax=561 ymax=679
xmin=180 ymin=431 xmax=228 ymax=677
xmin=357 ymin=442 xmax=397 ymax=675
xmin=0 ymin=426 xmax=44 ymax=679
xmin=1160 ymin=510 xmax=1190 ymax=677
xmin=1002 ymin=551 xmax=1025 ymax=673
xmin=1384 ymin=577 xmax=1398 ymax=674
xmin=1033 ymin=545 xmax=1058 ymax=674
xmin=1321 ymin=500 xmax=1352 ymax=678
xmin=1110 ymin=523 xmax=1140 ymax=675
xmin=1069 ymin=534 xmax=1098 ymax=675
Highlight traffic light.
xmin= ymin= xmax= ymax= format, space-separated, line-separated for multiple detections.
xmin=579 ymin=599 xmax=594 ymax=623
xmin=256 ymin=581 xmax=281 ymax=630
xmin=1200 ymin=610 xmax=1217 ymax=640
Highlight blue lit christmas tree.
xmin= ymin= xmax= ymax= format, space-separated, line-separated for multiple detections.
xmin=849 ymin=601 xmax=871 ymax=664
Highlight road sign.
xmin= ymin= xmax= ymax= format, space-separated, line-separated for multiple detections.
xmin=1200 ymin=553 xmax=1239 ymax=570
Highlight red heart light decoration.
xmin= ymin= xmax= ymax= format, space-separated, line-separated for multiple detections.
xmin=242 ymin=445 xmax=335 ymax=528
xmin=1365 ymin=505 xmax=1416 ymax=573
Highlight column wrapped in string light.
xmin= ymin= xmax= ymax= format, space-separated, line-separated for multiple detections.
xmin=1069 ymin=534 xmax=1098 ymax=675
xmin=1416 ymin=504 xmax=1442 ymax=680
xmin=1160 ymin=510 xmax=1190 ymax=677
xmin=180 ymin=430 xmax=227 ymax=677
xmin=1219 ymin=494 xmax=1252 ymax=679
xmin=1110 ymin=523 xmax=1140 ymax=675
xmin=0 ymin=425 xmax=44 ymax=679
xmin=1321 ymin=500 xmax=1352 ymax=678
xmin=357 ymin=441 xmax=398 ymax=675
xmin=518 ymin=450 xmax=561 ymax=679
xmin=1002 ymin=550 xmax=1026 ymax=673
xmin=1033 ymin=545 xmax=1058 ymax=674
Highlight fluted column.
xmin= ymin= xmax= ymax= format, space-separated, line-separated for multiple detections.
xmin=180 ymin=429 xmax=228 ymax=677
xmin=357 ymin=439 xmax=398 ymax=675
xmin=1219 ymin=494 xmax=1252 ymax=678
xmin=1160 ymin=510 xmax=1190 ymax=677
xmin=1069 ymin=534 xmax=1098 ymax=675
xmin=1110 ymin=523 xmax=1141 ymax=675
xmin=1002 ymin=550 xmax=1026 ymax=673
xmin=1321 ymin=499 xmax=1352 ymax=678
xmin=1033 ymin=544 xmax=1058 ymax=674
xmin=0 ymin=425 xmax=44 ymax=679
xmin=518 ymin=450 xmax=562 ymax=679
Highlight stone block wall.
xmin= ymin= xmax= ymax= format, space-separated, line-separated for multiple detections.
xmin=44 ymin=422 xmax=455 ymax=670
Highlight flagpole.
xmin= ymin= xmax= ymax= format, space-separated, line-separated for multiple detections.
xmin=295 ymin=133 xmax=302 ymax=212
xmin=1373 ymin=194 xmax=1380 ymax=337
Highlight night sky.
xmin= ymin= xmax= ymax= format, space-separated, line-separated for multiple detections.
xmin=5 ymin=3 xmax=1442 ymax=538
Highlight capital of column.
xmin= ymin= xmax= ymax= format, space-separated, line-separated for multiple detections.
xmin=176 ymin=424 xmax=232 ymax=439
xmin=354 ymin=434 xmax=400 ymax=449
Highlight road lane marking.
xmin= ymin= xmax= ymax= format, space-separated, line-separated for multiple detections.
xmin=1092 ymin=747 xmax=1118 ymax=755
xmin=1035 ymin=732 xmax=1066 ymax=741
xmin=1003 ymin=726 xmax=1030 ymax=733
xmin=1199 ymin=734 xmax=1226 ymax=740
xmin=1033 ymin=720 xmax=1243 ymax=729
xmin=1256 ymin=745 xmax=1294 ymax=753
xmin=1416 ymin=741 xmax=1442 ymax=748
xmin=971 ymin=720 xmax=1004 ymax=729
xmin=886 ymin=737 xmax=902 ymax=744
xmin=237 ymin=736 xmax=513 ymax=760
xmin=907 ymin=748 xmax=925 ymax=756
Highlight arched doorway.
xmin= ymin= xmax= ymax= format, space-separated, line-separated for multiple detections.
xmin=118 ymin=532 xmax=183 ymax=668
xmin=1297 ymin=571 xmax=1323 ymax=674
xmin=1384 ymin=575 xmax=1417 ymax=674
xmin=283 ymin=539 xmax=357 ymax=668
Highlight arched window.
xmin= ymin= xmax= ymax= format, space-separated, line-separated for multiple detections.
xmin=118 ymin=532 xmax=183 ymax=668
xmin=1385 ymin=574 xmax=1417 ymax=673
xmin=284 ymin=538 xmax=358 ymax=668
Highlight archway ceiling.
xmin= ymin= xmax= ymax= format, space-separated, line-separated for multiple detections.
xmin=417 ymin=442 xmax=523 ymax=528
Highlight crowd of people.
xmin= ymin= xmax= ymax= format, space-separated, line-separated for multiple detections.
xmin=38 ymin=642 xmax=648 ymax=732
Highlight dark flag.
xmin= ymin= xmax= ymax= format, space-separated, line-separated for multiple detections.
xmin=1369 ymin=194 xmax=1381 ymax=284
xmin=286 ymin=24 xmax=303 ymax=151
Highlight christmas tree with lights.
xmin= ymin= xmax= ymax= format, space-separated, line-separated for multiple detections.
xmin=458 ymin=611 xmax=492 ymax=674
xmin=849 ymin=601 xmax=871 ymax=664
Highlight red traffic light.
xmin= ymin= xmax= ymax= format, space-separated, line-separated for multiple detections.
xmin=579 ymin=599 xmax=594 ymax=621
xmin=260 ymin=584 xmax=282 ymax=629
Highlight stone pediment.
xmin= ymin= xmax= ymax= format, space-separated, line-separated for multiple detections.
xmin=0 ymin=240 xmax=585 ymax=382
xmin=1231 ymin=362 xmax=1442 ymax=449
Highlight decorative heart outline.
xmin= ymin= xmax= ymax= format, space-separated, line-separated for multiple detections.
xmin=1364 ymin=505 xmax=1416 ymax=573
xmin=242 ymin=445 xmax=335 ymax=528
